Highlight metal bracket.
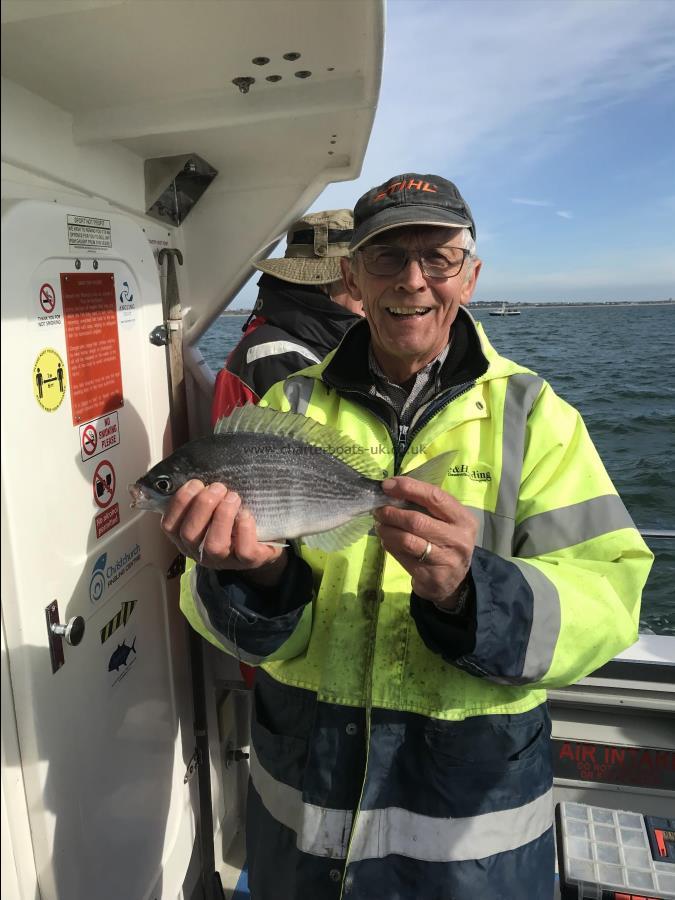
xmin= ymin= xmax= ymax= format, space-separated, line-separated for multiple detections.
xmin=225 ymin=746 xmax=250 ymax=769
xmin=46 ymin=601 xmax=65 ymax=674
xmin=45 ymin=600 xmax=85 ymax=674
xmin=184 ymin=747 xmax=201 ymax=784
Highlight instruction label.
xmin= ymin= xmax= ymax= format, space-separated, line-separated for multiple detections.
xmin=33 ymin=348 xmax=67 ymax=412
xmin=61 ymin=272 xmax=123 ymax=424
xmin=67 ymin=215 xmax=112 ymax=251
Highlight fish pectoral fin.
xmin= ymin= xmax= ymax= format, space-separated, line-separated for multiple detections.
xmin=301 ymin=515 xmax=373 ymax=552
xmin=405 ymin=451 xmax=455 ymax=486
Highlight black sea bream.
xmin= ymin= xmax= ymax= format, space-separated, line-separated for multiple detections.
xmin=129 ymin=405 xmax=452 ymax=552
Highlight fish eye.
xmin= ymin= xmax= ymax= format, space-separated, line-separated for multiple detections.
xmin=154 ymin=476 xmax=173 ymax=494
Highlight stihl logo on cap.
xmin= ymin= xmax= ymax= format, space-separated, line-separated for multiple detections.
xmin=374 ymin=178 xmax=438 ymax=202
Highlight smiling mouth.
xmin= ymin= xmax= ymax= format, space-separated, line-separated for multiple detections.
xmin=386 ymin=307 xmax=432 ymax=317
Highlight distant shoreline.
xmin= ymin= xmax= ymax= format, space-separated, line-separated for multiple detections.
xmin=221 ymin=300 xmax=675 ymax=315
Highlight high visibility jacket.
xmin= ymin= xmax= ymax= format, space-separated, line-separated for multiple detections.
xmin=180 ymin=311 xmax=652 ymax=900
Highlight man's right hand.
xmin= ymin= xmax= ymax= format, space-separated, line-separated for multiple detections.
xmin=161 ymin=480 xmax=287 ymax=585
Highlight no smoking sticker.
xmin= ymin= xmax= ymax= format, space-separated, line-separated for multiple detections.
xmin=93 ymin=459 xmax=116 ymax=509
xmin=39 ymin=283 xmax=56 ymax=314
xmin=82 ymin=424 xmax=98 ymax=457
xmin=33 ymin=349 xmax=67 ymax=412
xmin=78 ymin=412 xmax=121 ymax=462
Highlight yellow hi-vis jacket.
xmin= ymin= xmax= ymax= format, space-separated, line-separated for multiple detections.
xmin=180 ymin=312 xmax=653 ymax=900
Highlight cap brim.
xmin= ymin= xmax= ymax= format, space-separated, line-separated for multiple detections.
xmin=254 ymin=255 xmax=343 ymax=285
xmin=350 ymin=207 xmax=474 ymax=250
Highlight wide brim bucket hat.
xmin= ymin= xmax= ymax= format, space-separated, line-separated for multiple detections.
xmin=254 ymin=209 xmax=353 ymax=285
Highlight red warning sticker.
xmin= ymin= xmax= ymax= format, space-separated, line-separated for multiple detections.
xmin=95 ymin=503 xmax=120 ymax=539
xmin=61 ymin=272 xmax=123 ymax=425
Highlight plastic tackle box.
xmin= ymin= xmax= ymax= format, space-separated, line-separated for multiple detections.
xmin=556 ymin=802 xmax=675 ymax=899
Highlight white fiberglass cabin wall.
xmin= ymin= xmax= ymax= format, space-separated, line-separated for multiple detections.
xmin=0 ymin=2 xmax=384 ymax=898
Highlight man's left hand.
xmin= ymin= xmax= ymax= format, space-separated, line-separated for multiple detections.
xmin=374 ymin=476 xmax=477 ymax=609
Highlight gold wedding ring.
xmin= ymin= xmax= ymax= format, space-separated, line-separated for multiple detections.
xmin=417 ymin=540 xmax=432 ymax=563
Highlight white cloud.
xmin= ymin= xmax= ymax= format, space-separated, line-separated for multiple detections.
xmin=315 ymin=0 xmax=675 ymax=210
xmin=556 ymin=210 xmax=574 ymax=219
xmin=512 ymin=198 xmax=552 ymax=207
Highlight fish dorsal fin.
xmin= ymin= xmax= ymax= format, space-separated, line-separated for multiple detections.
xmin=403 ymin=451 xmax=455 ymax=486
xmin=301 ymin=514 xmax=374 ymax=552
xmin=214 ymin=405 xmax=384 ymax=480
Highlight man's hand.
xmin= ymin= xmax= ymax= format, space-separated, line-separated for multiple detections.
xmin=374 ymin=476 xmax=477 ymax=609
xmin=161 ymin=480 xmax=287 ymax=584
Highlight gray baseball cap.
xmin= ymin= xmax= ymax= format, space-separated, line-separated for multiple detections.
xmin=350 ymin=174 xmax=475 ymax=250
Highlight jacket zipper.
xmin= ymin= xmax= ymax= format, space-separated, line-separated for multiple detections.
xmin=393 ymin=379 xmax=476 ymax=472
xmin=337 ymin=379 xmax=476 ymax=895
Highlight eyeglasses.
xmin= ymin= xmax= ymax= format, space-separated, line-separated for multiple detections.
xmin=358 ymin=244 xmax=472 ymax=278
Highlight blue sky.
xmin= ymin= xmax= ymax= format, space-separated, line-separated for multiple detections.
xmin=235 ymin=0 xmax=675 ymax=306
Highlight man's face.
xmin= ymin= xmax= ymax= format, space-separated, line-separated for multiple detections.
xmin=341 ymin=227 xmax=481 ymax=382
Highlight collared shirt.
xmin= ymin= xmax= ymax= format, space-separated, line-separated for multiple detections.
xmin=367 ymin=340 xmax=450 ymax=432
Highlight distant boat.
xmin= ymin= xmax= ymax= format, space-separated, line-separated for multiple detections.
xmin=489 ymin=302 xmax=521 ymax=316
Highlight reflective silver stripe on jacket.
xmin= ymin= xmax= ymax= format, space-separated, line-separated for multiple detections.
xmin=348 ymin=788 xmax=553 ymax=863
xmin=188 ymin=565 xmax=267 ymax=666
xmin=506 ymin=559 xmax=561 ymax=684
xmin=497 ymin=373 xmax=544 ymax=522
xmin=283 ymin=375 xmax=316 ymax=416
xmin=470 ymin=507 xmax=513 ymax=557
xmin=246 ymin=341 xmax=322 ymax=366
xmin=514 ymin=494 xmax=635 ymax=557
xmin=468 ymin=374 xmax=543 ymax=556
xmin=250 ymin=742 xmax=552 ymax=862
xmin=250 ymin=744 xmax=353 ymax=858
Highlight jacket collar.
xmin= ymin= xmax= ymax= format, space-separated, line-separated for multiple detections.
xmin=255 ymin=274 xmax=361 ymax=357
xmin=321 ymin=306 xmax=495 ymax=395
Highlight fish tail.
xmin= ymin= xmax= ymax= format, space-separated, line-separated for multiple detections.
xmin=404 ymin=451 xmax=455 ymax=486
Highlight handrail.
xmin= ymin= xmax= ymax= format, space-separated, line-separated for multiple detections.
xmin=639 ymin=529 xmax=675 ymax=539
xmin=183 ymin=342 xmax=216 ymax=393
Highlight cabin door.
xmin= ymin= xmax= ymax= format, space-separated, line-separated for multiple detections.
xmin=1 ymin=199 xmax=199 ymax=899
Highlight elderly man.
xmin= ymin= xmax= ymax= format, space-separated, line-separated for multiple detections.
xmin=165 ymin=174 xmax=652 ymax=900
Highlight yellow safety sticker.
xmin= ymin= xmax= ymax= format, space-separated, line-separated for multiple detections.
xmin=33 ymin=348 xmax=67 ymax=412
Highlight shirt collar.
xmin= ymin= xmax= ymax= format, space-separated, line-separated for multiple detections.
xmin=367 ymin=339 xmax=451 ymax=390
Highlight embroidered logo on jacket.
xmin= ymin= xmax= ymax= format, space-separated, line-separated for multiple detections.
xmin=447 ymin=464 xmax=492 ymax=482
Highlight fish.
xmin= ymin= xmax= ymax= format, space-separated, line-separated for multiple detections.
xmin=108 ymin=637 xmax=136 ymax=672
xmin=129 ymin=405 xmax=453 ymax=552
